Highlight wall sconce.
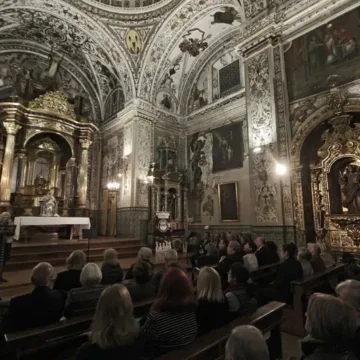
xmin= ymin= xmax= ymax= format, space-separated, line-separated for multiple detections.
xmin=275 ymin=163 xmax=287 ymax=176
xmin=107 ymin=182 xmax=120 ymax=191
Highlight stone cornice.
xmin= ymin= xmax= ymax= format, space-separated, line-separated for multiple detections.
xmin=187 ymin=92 xmax=246 ymax=135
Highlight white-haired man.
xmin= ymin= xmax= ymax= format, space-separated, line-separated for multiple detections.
xmin=3 ymin=262 xmax=66 ymax=332
xmin=125 ymin=247 xmax=153 ymax=280
xmin=225 ymin=325 xmax=269 ymax=360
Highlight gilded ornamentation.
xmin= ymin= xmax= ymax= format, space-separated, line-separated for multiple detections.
xmin=3 ymin=122 xmax=22 ymax=135
xmin=246 ymin=50 xmax=273 ymax=147
xmin=29 ymin=91 xmax=76 ymax=119
xmin=328 ymin=216 xmax=360 ymax=248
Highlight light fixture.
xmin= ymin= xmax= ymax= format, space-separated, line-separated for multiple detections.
xmin=107 ymin=182 xmax=120 ymax=190
xmin=253 ymin=147 xmax=262 ymax=154
xmin=118 ymin=173 xmax=122 ymax=178
xmin=275 ymin=163 xmax=287 ymax=176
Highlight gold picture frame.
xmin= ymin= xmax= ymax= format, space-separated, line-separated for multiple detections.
xmin=218 ymin=182 xmax=239 ymax=222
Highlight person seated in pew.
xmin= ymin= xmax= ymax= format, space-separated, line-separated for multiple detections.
xmin=243 ymin=241 xmax=258 ymax=272
xmin=218 ymin=241 xmax=245 ymax=289
xmin=53 ymin=250 xmax=87 ymax=292
xmin=218 ymin=237 xmax=229 ymax=258
xmin=101 ymin=248 xmax=124 ymax=285
xmin=336 ymin=280 xmax=360 ymax=360
xmin=125 ymin=247 xmax=153 ymax=280
xmin=3 ymin=262 xmax=66 ymax=333
xmin=300 ymin=293 xmax=358 ymax=360
xmin=196 ymin=266 xmax=229 ymax=335
xmin=124 ymin=261 xmax=155 ymax=302
xmin=265 ymin=240 xmax=280 ymax=264
xmin=317 ymin=241 xmax=336 ymax=268
xmin=143 ymin=267 xmax=197 ymax=360
xmin=76 ymin=284 xmax=145 ymax=360
xmin=153 ymin=249 xmax=179 ymax=293
xmin=64 ymin=263 xmax=106 ymax=318
xmin=225 ymin=325 xmax=269 ymax=360
xmin=225 ymin=263 xmax=257 ymax=317
xmin=255 ymin=237 xmax=273 ymax=266
xmin=196 ymin=242 xmax=220 ymax=268
xmin=190 ymin=232 xmax=211 ymax=267
xmin=341 ymin=253 xmax=360 ymax=281
xmin=297 ymin=247 xmax=314 ymax=277
xmin=308 ymin=243 xmax=326 ymax=273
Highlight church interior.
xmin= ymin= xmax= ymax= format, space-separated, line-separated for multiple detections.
xmin=1 ymin=0 xmax=360 ymax=359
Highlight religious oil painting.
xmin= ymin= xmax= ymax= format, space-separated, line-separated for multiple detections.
xmin=212 ymin=123 xmax=244 ymax=173
xmin=218 ymin=182 xmax=239 ymax=222
xmin=285 ymin=6 xmax=360 ymax=101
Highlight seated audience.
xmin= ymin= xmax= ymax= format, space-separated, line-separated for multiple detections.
xmin=225 ymin=325 xmax=269 ymax=360
xmin=125 ymin=261 xmax=155 ymax=302
xmin=218 ymin=241 xmax=245 ymax=288
xmin=255 ymin=237 xmax=273 ymax=266
xmin=320 ymin=248 xmax=336 ymax=268
xmin=196 ymin=266 xmax=229 ymax=335
xmin=218 ymin=238 xmax=229 ymax=258
xmin=243 ymin=241 xmax=258 ymax=272
xmin=190 ymin=232 xmax=210 ymax=267
xmin=77 ymin=284 xmax=144 ymax=360
xmin=153 ymin=249 xmax=178 ymax=293
xmin=143 ymin=267 xmax=197 ymax=359
xmin=274 ymin=244 xmax=303 ymax=303
xmin=101 ymin=248 xmax=123 ymax=285
xmin=125 ymin=247 xmax=153 ymax=280
xmin=225 ymin=263 xmax=257 ymax=317
xmin=53 ymin=250 xmax=87 ymax=291
xmin=336 ymin=280 xmax=360 ymax=359
xmin=297 ymin=247 xmax=314 ymax=277
xmin=265 ymin=240 xmax=280 ymax=264
xmin=308 ymin=243 xmax=326 ymax=273
xmin=300 ymin=293 xmax=357 ymax=360
xmin=341 ymin=253 xmax=360 ymax=280
xmin=196 ymin=242 xmax=220 ymax=267
xmin=3 ymin=262 xmax=66 ymax=332
xmin=64 ymin=263 xmax=106 ymax=318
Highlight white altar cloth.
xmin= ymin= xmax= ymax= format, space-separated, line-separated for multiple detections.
xmin=14 ymin=217 xmax=91 ymax=240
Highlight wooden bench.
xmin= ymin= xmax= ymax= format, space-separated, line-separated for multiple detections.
xmin=282 ymin=263 xmax=345 ymax=337
xmin=158 ymin=301 xmax=286 ymax=360
xmin=2 ymin=297 xmax=154 ymax=360
xmin=250 ymin=262 xmax=280 ymax=283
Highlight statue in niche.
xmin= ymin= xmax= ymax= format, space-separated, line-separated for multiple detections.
xmin=339 ymin=164 xmax=360 ymax=214
xmin=161 ymin=94 xmax=172 ymax=110
xmin=40 ymin=194 xmax=59 ymax=217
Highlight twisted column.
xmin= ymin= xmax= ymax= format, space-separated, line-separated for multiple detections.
xmin=78 ymin=139 xmax=92 ymax=208
xmin=0 ymin=122 xmax=21 ymax=205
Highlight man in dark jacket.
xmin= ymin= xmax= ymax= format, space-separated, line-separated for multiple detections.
xmin=3 ymin=262 xmax=66 ymax=332
xmin=254 ymin=237 xmax=273 ymax=266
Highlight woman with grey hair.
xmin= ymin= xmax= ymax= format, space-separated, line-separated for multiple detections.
xmin=53 ymin=250 xmax=87 ymax=291
xmin=101 ymin=248 xmax=123 ymax=285
xmin=297 ymin=247 xmax=314 ymax=277
xmin=64 ymin=263 xmax=106 ymax=318
xmin=125 ymin=247 xmax=153 ymax=280
xmin=225 ymin=325 xmax=269 ymax=360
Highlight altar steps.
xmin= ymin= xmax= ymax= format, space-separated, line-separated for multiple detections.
xmin=7 ymin=238 xmax=142 ymax=271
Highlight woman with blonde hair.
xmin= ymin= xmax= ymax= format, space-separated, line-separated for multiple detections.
xmin=300 ymin=293 xmax=358 ymax=360
xmin=77 ymin=284 xmax=144 ymax=360
xmin=101 ymin=248 xmax=123 ymax=285
xmin=196 ymin=266 xmax=229 ymax=335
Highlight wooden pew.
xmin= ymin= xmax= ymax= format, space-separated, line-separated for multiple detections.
xmin=2 ymin=297 xmax=155 ymax=360
xmin=158 ymin=301 xmax=286 ymax=360
xmin=250 ymin=262 xmax=280 ymax=283
xmin=282 ymin=263 xmax=345 ymax=337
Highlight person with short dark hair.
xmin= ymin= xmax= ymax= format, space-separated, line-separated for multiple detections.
xmin=265 ymin=241 xmax=280 ymax=264
xmin=300 ymin=293 xmax=358 ymax=360
xmin=143 ymin=268 xmax=197 ymax=359
xmin=255 ymin=237 xmax=273 ymax=266
xmin=243 ymin=242 xmax=258 ymax=271
xmin=297 ymin=247 xmax=314 ymax=277
xmin=308 ymin=243 xmax=326 ymax=273
xmin=225 ymin=263 xmax=257 ymax=317
xmin=124 ymin=261 xmax=155 ymax=302
xmin=3 ymin=262 xmax=66 ymax=332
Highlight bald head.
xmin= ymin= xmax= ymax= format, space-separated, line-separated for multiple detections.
xmin=225 ymin=325 xmax=269 ymax=360
xmin=31 ymin=262 xmax=53 ymax=287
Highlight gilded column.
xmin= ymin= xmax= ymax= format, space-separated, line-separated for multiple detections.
xmin=17 ymin=152 xmax=27 ymax=191
xmin=0 ymin=122 xmax=22 ymax=206
xmin=78 ymin=139 xmax=92 ymax=208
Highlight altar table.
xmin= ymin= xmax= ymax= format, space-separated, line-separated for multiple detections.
xmin=14 ymin=217 xmax=91 ymax=241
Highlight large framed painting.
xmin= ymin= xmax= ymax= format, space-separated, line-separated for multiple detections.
xmin=212 ymin=123 xmax=244 ymax=173
xmin=285 ymin=6 xmax=360 ymax=101
xmin=218 ymin=182 xmax=239 ymax=222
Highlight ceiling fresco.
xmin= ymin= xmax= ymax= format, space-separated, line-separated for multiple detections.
xmin=0 ymin=0 xmax=246 ymax=121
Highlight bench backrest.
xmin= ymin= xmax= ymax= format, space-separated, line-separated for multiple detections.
xmin=158 ymin=301 xmax=285 ymax=360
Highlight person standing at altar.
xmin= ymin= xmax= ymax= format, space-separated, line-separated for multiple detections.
xmin=3 ymin=262 xmax=66 ymax=332
xmin=0 ymin=211 xmax=14 ymax=283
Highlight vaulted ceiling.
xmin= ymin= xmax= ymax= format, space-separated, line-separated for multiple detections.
xmin=0 ymin=0 xmax=244 ymax=122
